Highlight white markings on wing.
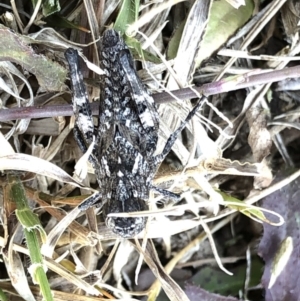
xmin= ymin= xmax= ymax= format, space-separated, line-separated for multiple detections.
xmin=132 ymin=153 xmax=142 ymax=174
xmin=139 ymin=108 xmax=154 ymax=128
xmin=78 ymin=113 xmax=93 ymax=133
xmin=104 ymin=109 xmax=112 ymax=117
xmin=101 ymin=157 xmax=111 ymax=176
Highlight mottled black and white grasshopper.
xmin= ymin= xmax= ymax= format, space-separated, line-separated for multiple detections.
xmin=65 ymin=29 xmax=204 ymax=238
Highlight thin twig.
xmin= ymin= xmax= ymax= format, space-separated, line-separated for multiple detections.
xmin=1 ymin=65 xmax=300 ymax=121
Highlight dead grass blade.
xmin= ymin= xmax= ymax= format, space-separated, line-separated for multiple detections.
xmin=133 ymin=240 xmax=190 ymax=301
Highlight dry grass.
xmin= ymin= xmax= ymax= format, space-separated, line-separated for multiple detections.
xmin=0 ymin=0 xmax=299 ymax=300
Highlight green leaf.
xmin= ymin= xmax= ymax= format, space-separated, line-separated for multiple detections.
xmin=0 ymin=288 xmax=8 ymax=301
xmin=0 ymin=24 xmax=67 ymax=91
xmin=44 ymin=14 xmax=90 ymax=31
xmin=15 ymin=208 xmax=41 ymax=228
xmin=218 ymin=190 xmax=268 ymax=223
xmin=167 ymin=20 xmax=185 ymax=60
xmin=42 ymin=0 xmax=61 ymax=17
xmin=10 ymin=177 xmax=47 ymax=242
xmin=9 ymin=175 xmax=53 ymax=301
xmin=196 ymin=0 xmax=254 ymax=66
xmin=24 ymin=230 xmax=44 ymax=264
xmin=191 ymin=257 xmax=263 ymax=295
xmin=35 ymin=265 xmax=54 ymax=301
xmin=114 ymin=0 xmax=139 ymax=34
xmin=114 ymin=0 xmax=161 ymax=64
xmin=125 ymin=35 xmax=161 ymax=64
xmin=31 ymin=0 xmax=61 ymax=17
